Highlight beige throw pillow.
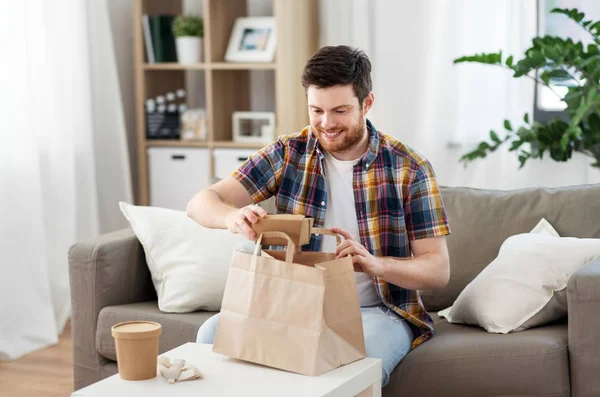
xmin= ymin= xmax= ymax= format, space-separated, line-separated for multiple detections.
xmin=119 ymin=202 xmax=254 ymax=313
xmin=438 ymin=218 xmax=600 ymax=333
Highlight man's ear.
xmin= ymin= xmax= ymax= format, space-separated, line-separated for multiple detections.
xmin=363 ymin=92 xmax=375 ymax=114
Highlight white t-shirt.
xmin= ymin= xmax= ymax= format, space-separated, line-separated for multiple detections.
xmin=321 ymin=151 xmax=382 ymax=307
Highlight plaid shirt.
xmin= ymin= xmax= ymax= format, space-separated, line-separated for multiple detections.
xmin=233 ymin=119 xmax=451 ymax=348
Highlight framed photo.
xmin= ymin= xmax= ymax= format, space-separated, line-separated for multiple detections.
xmin=224 ymin=17 xmax=276 ymax=63
xmin=232 ymin=111 xmax=276 ymax=144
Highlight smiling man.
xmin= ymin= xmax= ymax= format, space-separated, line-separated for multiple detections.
xmin=186 ymin=45 xmax=451 ymax=387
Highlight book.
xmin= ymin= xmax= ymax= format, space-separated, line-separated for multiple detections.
xmin=149 ymin=15 xmax=177 ymax=63
xmin=142 ymin=14 xmax=155 ymax=63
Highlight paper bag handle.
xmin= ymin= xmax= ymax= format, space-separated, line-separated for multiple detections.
xmin=254 ymin=231 xmax=296 ymax=263
xmin=312 ymin=228 xmax=342 ymax=245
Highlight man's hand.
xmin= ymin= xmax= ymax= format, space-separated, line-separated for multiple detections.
xmin=331 ymin=227 xmax=385 ymax=277
xmin=225 ymin=204 xmax=267 ymax=240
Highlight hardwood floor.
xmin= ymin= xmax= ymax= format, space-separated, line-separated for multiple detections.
xmin=0 ymin=321 xmax=73 ymax=397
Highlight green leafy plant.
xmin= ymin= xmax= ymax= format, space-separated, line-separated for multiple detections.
xmin=456 ymin=8 xmax=600 ymax=170
xmin=172 ymin=15 xmax=204 ymax=38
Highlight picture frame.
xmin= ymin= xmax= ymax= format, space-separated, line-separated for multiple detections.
xmin=224 ymin=17 xmax=276 ymax=63
xmin=232 ymin=111 xmax=276 ymax=144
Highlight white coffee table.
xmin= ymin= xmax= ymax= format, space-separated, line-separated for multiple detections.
xmin=72 ymin=343 xmax=382 ymax=397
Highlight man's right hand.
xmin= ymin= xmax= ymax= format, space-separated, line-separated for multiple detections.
xmin=225 ymin=204 xmax=268 ymax=240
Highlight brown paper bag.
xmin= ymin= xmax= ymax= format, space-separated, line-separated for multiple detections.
xmin=213 ymin=229 xmax=366 ymax=376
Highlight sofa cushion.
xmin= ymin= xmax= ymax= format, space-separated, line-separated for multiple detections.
xmin=96 ymin=301 xmax=217 ymax=361
xmin=421 ymin=184 xmax=600 ymax=311
xmin=384 ymin=315 xmax=570 ymax=397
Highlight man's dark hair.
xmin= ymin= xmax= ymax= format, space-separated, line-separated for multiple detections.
xmin=301 ymin=45 xmax=372 ymax=106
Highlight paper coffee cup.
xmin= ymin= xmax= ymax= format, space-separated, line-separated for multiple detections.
xmin=111 ymin=321 xmax=162 ymax=380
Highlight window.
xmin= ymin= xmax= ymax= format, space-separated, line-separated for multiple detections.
xmin=535 ymin=0 xmax=600 ymax=121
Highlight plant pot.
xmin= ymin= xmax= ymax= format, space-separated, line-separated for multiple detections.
xmin=176 ymin=37 xmax=202 ymax=64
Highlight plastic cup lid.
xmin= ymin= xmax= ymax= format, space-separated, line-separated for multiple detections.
xmin=111 ymin=321 xmax=162 ymax=340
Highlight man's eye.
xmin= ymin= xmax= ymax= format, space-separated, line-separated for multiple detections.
xmin=335 ymin=110 xmax=346 ymax=114
xmin=313 ymin=109 xmax=323 ymax=114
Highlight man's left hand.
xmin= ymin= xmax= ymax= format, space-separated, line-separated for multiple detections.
xmin=331 ymin=227 xmax=386 ymax=278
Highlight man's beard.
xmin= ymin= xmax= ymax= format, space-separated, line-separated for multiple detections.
xmin=314 ymin=113 xmax=366 ymax=154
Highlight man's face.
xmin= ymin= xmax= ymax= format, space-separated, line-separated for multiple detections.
xmin=307 ymin=85 xmax=370 ymax=156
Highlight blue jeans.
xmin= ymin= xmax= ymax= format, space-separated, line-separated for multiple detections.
xmin=196 ymin=306 xmax=414 ymax=387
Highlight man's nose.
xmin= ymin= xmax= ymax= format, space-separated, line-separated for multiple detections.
xmin=321 ymin=113 xmax=335 ymax=130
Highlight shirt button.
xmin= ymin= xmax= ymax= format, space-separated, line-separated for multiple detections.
xmin=321 ymin=201 xmax=325 ymax=206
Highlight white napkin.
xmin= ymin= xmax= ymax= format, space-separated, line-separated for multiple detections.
xmin=158 ymin=356 xmax=203 ymax=383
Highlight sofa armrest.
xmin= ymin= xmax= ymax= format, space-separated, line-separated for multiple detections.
xmin=68 ymin=228 xmax=155 ymax=390
xmin=567 ymin=257 xmax=600 ymax=397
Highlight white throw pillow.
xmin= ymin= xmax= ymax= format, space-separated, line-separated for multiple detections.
xmin=438 ymin=218 xmax=600 ymax=333
xmin=119 ymin=202 xmax=254 ymax=313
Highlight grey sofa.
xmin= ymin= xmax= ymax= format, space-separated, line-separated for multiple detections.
xmin=68 ymin=185 xmax=600 ymax=396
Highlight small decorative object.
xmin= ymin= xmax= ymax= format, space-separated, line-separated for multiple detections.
xmin=181 ymin=108 xmax=208 ymax=141
xmin=146 ymin=106 xmax=180 ymax=140
xmin=172 ymin=15 xmax=204 ymax=64
xmin=456 ymin=7 xmax=600 ymax=171
xmin=146 ymin=89 xmax=188 ymax=140
xmin=233 ymin=111 xmax=275 ymax=144
xmin=225 ymin=17 xmax=276 ymax=63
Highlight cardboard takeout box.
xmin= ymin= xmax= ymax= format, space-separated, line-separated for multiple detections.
xmin=252 ymin=214 xmax=314 ymax=246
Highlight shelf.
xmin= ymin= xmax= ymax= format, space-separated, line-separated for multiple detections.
xmin=145 ymin=140 xmax=265 ymax=149
xmin=134 ymin=0 xmax=318 ymax=206
xmin=145 ymin=140 xmax=209 ymax=148
xmin=210 ymin=62 xmax=277 ymax=70
xmin=212 ymin=141 xmax=266 ymax=149
xmin=143 ymin=63 xmax=207 ymax=70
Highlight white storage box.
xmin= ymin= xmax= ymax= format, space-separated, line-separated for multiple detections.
xmin=213 ymin=148 xmax=259 ymax=180
xmin=148 ymin=147 xmax=210 ymax=210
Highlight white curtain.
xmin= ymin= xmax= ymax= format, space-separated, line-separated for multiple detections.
xmin=320 ymin=0 xmax=600 ymax=188
xmin=0 ymin=0 xmax=133 ymax=360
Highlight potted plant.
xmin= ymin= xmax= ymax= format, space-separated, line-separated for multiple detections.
xmin=455 ymin=8 xmax=600 ymax=171
xmin=172 ymin=15 xmax=204 ymax=64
